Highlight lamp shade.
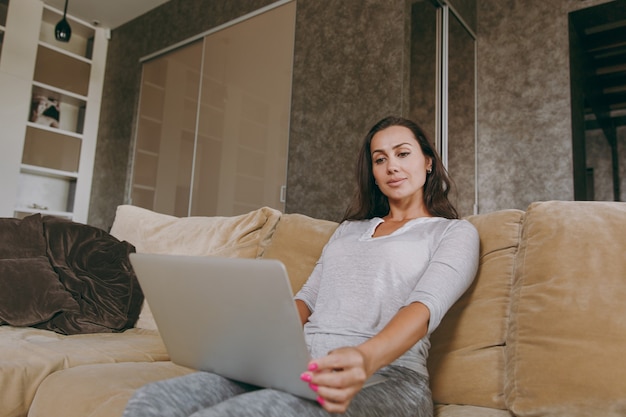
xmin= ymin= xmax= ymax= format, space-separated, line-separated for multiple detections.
xmin=54 ymin=0 xmax=72 ymax=43
xmin=55 ymin=17 xmax=72 ymax=42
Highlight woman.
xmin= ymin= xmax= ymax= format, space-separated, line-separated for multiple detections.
xmin=123 ymin=116 xmax=479 ymax=417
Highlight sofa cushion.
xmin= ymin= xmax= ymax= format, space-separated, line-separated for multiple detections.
xmin=435 ymin=404 xmax=513 ymax=417
xmin=0 ymin=326 xmax=167 ymax=417
xmin=505 ymin=201 xmax=626 ymax=416
xmin=29 ymin=361 xmax=193 ymax=417
xmin=428 ymin=209 xmax=524 ymax=410
xmin=110 ymin=205 xmax=281 ymax=259
xmin=261 ymin=213 xmax=338 ymax=294
xmin=109 ymin=205 xmax=282 ymax=329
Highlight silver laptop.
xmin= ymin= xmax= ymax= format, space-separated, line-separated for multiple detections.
xmin=129 ymin=253 xmax=385 ymax=401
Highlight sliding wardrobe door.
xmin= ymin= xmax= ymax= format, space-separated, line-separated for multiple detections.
xmin=131 ymin=41 xmax=202 ymax=217
xmin=192 ymin=2 xmax=295 ymax=216
xmin=130 ymin=1 xmax=296 ymax=217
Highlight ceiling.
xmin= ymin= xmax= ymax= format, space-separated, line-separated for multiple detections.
xmin=42 ymin=0 xmax=171 ymax=30
xmin=570 ymin=0 xmax=626 ymax=131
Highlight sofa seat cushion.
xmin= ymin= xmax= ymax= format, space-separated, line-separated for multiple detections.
xmin=435 ymin=404 xmax=513 ymax=417
xmin=109 ymin=205 xmax=282 ymax=329
xmin=261 ymin=213 xmax=338 ymax=294
xmin=506 ymin=201 xmax=626 ymax=416
xmin=29 ymin=361 xmax=193 ymax=417
xmin=0 ymin=326 xmax=167 ymax=417
xmin=428 ymin=209 xmax=524 ymax=410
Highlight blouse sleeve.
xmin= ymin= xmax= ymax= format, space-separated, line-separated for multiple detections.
xmin=405 ymin=219 xmax=479 ymax=334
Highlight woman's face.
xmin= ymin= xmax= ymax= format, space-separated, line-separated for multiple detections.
xmin=370 ymin=125 xmax=432 ymax=205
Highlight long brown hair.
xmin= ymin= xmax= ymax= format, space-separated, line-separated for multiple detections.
xmin=342 ymin=116 xmax=458 ymax=221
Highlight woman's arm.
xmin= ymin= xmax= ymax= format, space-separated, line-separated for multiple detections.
xmin=302 ymin=301 xmax=430 ymax=413
xmin=296 ymin=299 xmax=312 ymax=326
xmin=357 ymin=301 xmax=429 ymax=375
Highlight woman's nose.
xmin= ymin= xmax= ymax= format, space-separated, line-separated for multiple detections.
xmin=387 ymin=159 xmax=399 ymax=173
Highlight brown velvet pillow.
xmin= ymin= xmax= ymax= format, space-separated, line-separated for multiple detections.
xmin=0 ymin=214 xmax=77 ymax=326
xmin=41 ymin=216 xmax=144 ymax=334
xmin=0 ymin=213 xmax=47 ymax=258
xmin=0 ymin=257 xmax=78 ymax=326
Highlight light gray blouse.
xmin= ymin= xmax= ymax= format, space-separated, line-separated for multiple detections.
xmin=295 ymin=216 xmax=479 ymax=377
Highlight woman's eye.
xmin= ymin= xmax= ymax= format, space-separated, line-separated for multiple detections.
xmin=398 ymin=151 xmax=410 ymax=158
xmin=374 ymin=157 xmax=385 ymax=164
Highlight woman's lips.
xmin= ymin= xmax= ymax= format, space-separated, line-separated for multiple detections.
xmin=387 ymin=178 xmax=406 ymax=186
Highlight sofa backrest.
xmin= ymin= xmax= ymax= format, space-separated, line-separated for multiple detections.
xmin=505 ymin=201 xmax=626 ymax=416
xmin=261 ymin=213 xmax=338 ymax=294
xmin=428 ymin=208 xmax=524 ymax=410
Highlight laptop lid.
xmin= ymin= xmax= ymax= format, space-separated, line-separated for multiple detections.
xmin=129 ymin=253 xmax=317 ymax=400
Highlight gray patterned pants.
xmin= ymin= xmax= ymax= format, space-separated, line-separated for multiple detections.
xmin=122 ymin=365 xmax=433 ymax=417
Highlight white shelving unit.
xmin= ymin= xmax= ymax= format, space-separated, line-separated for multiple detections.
xmin=0 ymin=0 xmax=108 ymax=223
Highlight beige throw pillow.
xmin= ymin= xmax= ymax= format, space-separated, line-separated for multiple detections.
xmin=109 ymin=205 xmax=282 ymax=329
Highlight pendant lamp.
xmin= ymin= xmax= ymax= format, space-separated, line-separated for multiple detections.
xmin=54 ymin=0 xmax=72 ymax=42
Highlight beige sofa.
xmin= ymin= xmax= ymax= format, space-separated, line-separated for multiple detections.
xmin=2 ymin=201 xmax=625 ymax=417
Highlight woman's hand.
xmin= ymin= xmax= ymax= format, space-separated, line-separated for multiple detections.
xmin=300 ymin=347 xmax=371 ymax=413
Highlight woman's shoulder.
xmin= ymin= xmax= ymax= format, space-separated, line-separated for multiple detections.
xmin=426 ymin=216 xmax=479 ymax=240
xmin=443 ymin=218 xmax=479 ymax=244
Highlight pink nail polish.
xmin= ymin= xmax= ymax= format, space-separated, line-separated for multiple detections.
xmin=308 ymin=362 xmax=318 ymax=371
xmin=309 ymin=383 xmax=319 ymax=392
xmin=300 ymin=372 xmax=312 ymax=382
xmin=317 ymin=396 xmax=325 ymax=406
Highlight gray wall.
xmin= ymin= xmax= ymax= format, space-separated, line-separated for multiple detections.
xmin=476 ymin=0 xmax=614 ymax=213
xmin=285 ymin=0 xmax=409 ymax=220
xmin=89 ymin=0 xmax=619 ymax=229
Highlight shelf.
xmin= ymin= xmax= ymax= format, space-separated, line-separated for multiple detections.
xmin=14 ymin=207 xmax=73 ymax=219
xmin=20 ymin=163 xmax=79 ymax=180
xmin=16 ymin=171 xmax=76 ymax=216
xmin=26 ymin=121 xmax=83 ymax=139
xmin=22 ymin=125 xmax=82 ymax=172
xmin=39 ymin=40 xmax=91 ymax=64
xmin=34 ymin=44 xmax=91 ymax=96
xmin=32 ymin=81 xmax=88 ymax=104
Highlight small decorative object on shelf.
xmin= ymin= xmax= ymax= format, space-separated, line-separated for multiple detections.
xmin=28 ymin=203 xmax=49 ymax=211
xmin=29 ymin=95 xmax=60 ymax=128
